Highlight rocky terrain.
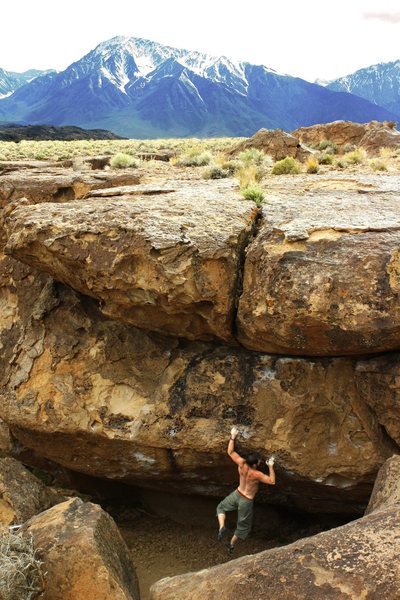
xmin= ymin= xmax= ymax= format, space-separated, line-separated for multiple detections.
xmin=0 ymin=125 xmax=400 ymax=598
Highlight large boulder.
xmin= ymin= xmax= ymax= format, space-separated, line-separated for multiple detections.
xmin=237 ymin=179 xmax=400 ymax=355
xmin=292 ymin=120 xmax=400 ymax=155
xmin=226 ymin=128 xmax=311 ymax=161
xmin=5 ymin=182 xmax=258 ymax=343
xmin=0 ymin=457 xmax=60 ymax=527
xmin=0 ymin=168 xmax=140 ymax=208
xmin=292 ymin=120 xmax=366 ymax=147
xmin=21 ymin=498 xmax=139 ymax=600
xmin=150 ymin=456 xmax=400 ymax=600
xmin=0 ymin=263 xmax=393 ymax=513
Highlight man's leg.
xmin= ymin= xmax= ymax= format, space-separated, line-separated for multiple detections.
xmin=216 ymin=491 xmax=239 ymax=541
xmin=227 ymin=498 xmax=254 ymax=555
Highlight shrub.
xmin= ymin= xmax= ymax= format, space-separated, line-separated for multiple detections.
xmin=318 ymin=153 xmax=334 ymax=165
xmin=369 ymin=159 xmax=388 ymax=172
xmin=342 ymin=143 xmax=356 ymax=153
xmin=335 ymin=158 xmax=348 ymax=169
xmin=318 ymin=139 xmax=337 ymax=153
xmin=202 ymin=165 xmax=230 ymax=179
xmin=238 ymin=148 xmax=265 ymax=166
xmin=344 ymin=148 xmax=366 ymax=165
xmin=237 ymin=164 xmax=261 ymax=188
xmin=379 ymin=147 xmax=395 ymax=158
xmin=271 ymin=156 xmax=302 ymax=175
xmin=177 ymin=151 xmax=213 ymax=166
xmin=0 ymin=532 xmax=44 ymax=600
xmin=110 ymin=153 xmax=139 ymax=169
xmin=306 ymin=156 xmax=319 ymax=173
xmin=219 ymin=159 xmax=241 ymax=175
xmin=241 ymin=185 xmax=264 ymax=206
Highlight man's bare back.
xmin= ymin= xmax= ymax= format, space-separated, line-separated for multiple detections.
xmin=237 ymin=462 xmax=262 ymax=500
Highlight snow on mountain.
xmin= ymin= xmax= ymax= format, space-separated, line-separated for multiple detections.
xmin=0 ymin=36 xmax=398 ymax=137
xmin=327 ymin=60 xmax=400 ymax=117
xmin=0 ymin=67 xmax=55 ymax=97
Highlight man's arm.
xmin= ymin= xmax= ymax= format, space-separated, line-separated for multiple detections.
xmin=255 ymin=457 xmax=276 ymax=485
xmin=227 ymin=427 xmax=245 ymax=466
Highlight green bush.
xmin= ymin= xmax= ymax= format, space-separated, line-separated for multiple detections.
xmin=110 ymin=153 xmax=139 ymax=169
xmin=369 ymin=159 xmax=388 ymax=172
xmin=343 ymin=143 xmax=356 ymax=153
xmin=241 ymin=185 xmax=264 ymax=206
xmin=219 ymin=159 xmax=241 ymax=175
xmin=318 ymin=139 xmax=337 ymax=153
xmin=238 ymin=148 xmax=265 ymax=166
xmin=344 ymin=148 xmax=366 ymax=165
xmin=271 ymin=156 xmax=302 ymax=175
xmin=335 ymin=158 xmax=348 ymax=169
xmin=202 ymin=165 xmax=230 ymax=179
xmin=318 ymin=153 xmax=334 ymax=165
xmin=177 ymin=151 xmax=212 ymax=166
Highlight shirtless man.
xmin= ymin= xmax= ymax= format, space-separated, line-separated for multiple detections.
xmin=216 ymin=426 xmax=276 ymax=555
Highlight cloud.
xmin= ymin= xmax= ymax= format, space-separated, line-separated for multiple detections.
xmin=363 ymin=11 xmax=400 ymax=23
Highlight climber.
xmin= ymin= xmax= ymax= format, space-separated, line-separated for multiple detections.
xmin=216 ymin=426 xmax=276 ymax=555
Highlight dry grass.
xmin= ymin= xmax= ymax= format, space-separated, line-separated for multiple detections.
xmin=0 ymin=532 xmax=44 ymax=600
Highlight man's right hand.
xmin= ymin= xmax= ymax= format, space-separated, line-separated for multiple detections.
xmin=267 ymin=456 xmax=275 ymax=467
xmin=230 ymin=426 xmax=238 ymax=439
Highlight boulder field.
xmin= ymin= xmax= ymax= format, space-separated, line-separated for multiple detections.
xmin=1 ymin=166 xmax=400 ymax=517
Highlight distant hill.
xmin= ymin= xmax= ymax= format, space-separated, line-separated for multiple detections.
xmin=0 ymin=37 xmax=398 ymax=138
xmin=0 ymin=68 xmax=55 ymax=98
xmin=326 ymin=60 xmax=400 ymax=118
xmin=0 ymin=123 xmax=124 ymax=141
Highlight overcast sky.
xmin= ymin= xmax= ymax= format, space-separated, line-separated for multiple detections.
xmin=2 ymin=0 xmax=399 ymax=81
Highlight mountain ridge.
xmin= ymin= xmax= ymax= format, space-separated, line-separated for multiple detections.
xmin=0 ymin=36 xmax=398 ymax=138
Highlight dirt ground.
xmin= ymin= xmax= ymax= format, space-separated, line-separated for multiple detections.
xmin=119 ymin=512 xmax=282 ymax=600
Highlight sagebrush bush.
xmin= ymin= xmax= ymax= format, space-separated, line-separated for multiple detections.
xmin=271 ymin=156 xmax=302 ymax=175
xmin=318 ymin=139 xmax=337 ymax=154
xmin=306 ymin=156 xmax=319 ymax=173
xmin=343 ymin=143 xmax=356 ymax=153
xmin=318 ymin=153 xmax=334 ymax=165
xmin=110 ymin=153 xmax=139 ymax=169
xmin=202 ymin=165 xmax=230 ymax=179
xmin=0 ymin=532 xmax=44 ymax=600
xmin=218 ymin=159 xmax=240 ymax=175
xmin=369 ymin=159 xmax=388 ymax=172
xmin=237 ymin=164 xmax=261 ymax=188
xmin=335 ymin=158 xmax=348 ymax=169
xmin=177 ymin=150 xmax=213 ymax=167
xmin=241 ymin=185 xmax=264 ymax=206
xmin=238 ymin=148 xmax=265 ymax=166
xmin=344 ymin=148 xmax=366 ymax=165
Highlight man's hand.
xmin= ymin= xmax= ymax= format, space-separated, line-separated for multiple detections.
xmin=267 ymin=456 xmax=275 ymax=467
xmin=230 ymin=426 xmax=239 ymax=439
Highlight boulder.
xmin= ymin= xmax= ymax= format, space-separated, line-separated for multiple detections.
xmin=0 ymin=457 xmax=60 ymax=527
xmin=5 ymin=182 xmax=258 ymax=343
xmin=226 ymin=128 xmax=311 ymax=161
xmin=21 ymin=498 xmax=139 ymax=600
xmin=355 ymin=353 xmax=400 ymax=446
xmin=150 ymin=456 xmax=400 ymax=600
xmin=360 ymin=120 xmax=400 ymax=155
xmin=237 ymin=180 xmax=400 ymax=355
xmin=137 ymin=150 xmax=176 ymax=162
xmin=292 ymin=120 xmax=366 ymax=148
xmin=0 ymin=168 xmax=141 ymax=208
xmin=292 ymin=120 xmax=400 ymax=156
xmin=0 ymin=266 xmax=393 ymax=513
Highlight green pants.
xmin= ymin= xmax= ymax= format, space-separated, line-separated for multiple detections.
xmin=216 ymin=489 xmax=254 ymax=540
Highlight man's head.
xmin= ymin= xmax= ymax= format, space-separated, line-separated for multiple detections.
xmin=245 ymin=452 xmax=261 ymax=468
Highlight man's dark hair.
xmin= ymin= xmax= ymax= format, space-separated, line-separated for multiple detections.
xmin=245 ymin=452 xmax=261 ymax=467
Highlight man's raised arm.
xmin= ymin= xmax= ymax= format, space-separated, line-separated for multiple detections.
xmin=255 ymin=456 xmax=276 ymax=486
xmin=227 ymin=427 xmax=245 ymax=465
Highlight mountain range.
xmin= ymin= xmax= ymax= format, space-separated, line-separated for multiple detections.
xmin=0 ymin=37 xmax=399 ymax=138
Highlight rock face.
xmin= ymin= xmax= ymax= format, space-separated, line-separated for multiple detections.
xmin=237 ymin=181 xmax=400 ymax=355
xmin=227 ymin=128 xmax=311 ymax=161
xmin=22 ymin=498 xmax=139 ymax=600
xmin=292 ymin=119 xmax=400 ymax=155
xmin=357 ymin=353 xmax=400 ymax=448
xmin=0 ymin=261 xmax=393 ymax=513
xmin=0 ymin=457 xmax=60 ymax=526
xmin=0 ymin=168 xmax=140 ymax=208
xmin=150 ymin=456 xmax=400 ymax=600
xmin=5 ymin=182 xmax=258 ymax=343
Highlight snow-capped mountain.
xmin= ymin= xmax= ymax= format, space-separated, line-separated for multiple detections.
xmin=0 ymin=67 xmax=54 ymax=99
xmin=0 ymin=36 xmax=398 ymax=137
xmin=327 ymin=60 xmax=400 ymax=117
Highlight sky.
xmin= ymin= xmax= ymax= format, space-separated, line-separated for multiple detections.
xmin=1 ymin=0 xmax=399 ymax=82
